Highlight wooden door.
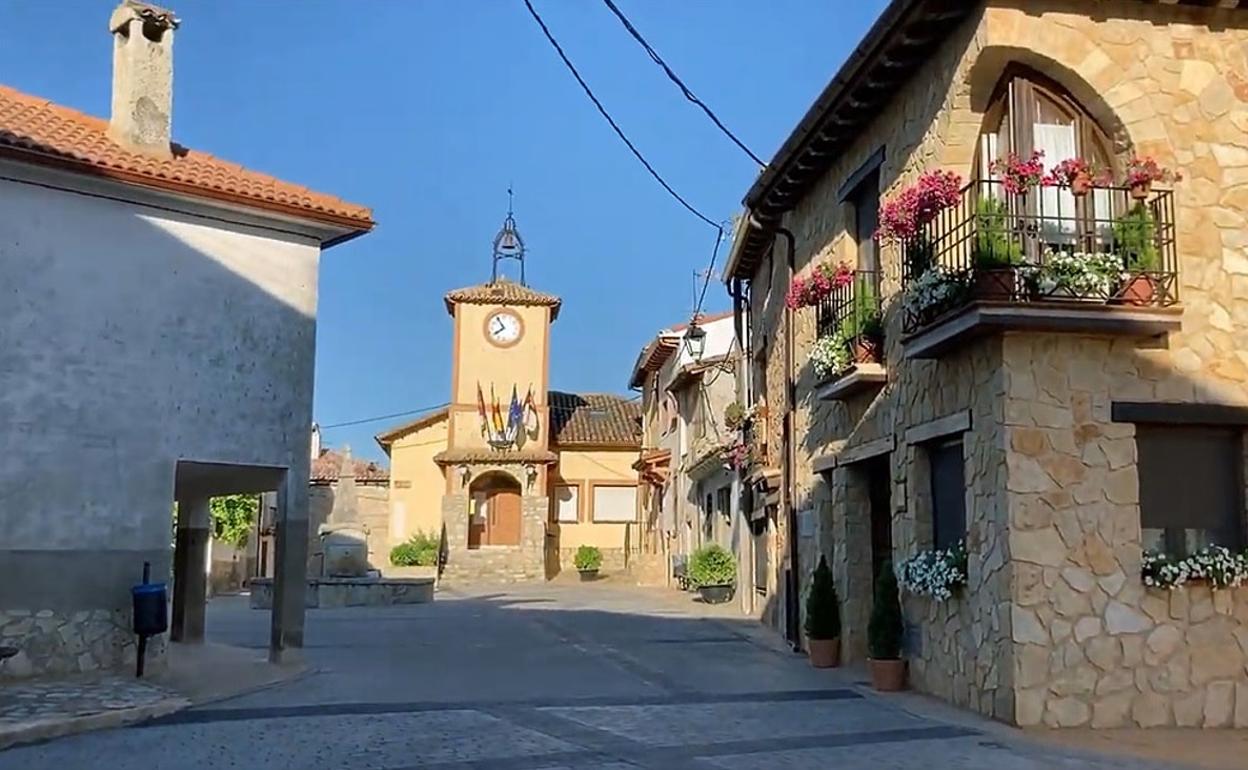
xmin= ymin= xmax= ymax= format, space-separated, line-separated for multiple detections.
xmin=487 ymin=489 xmax=522 ymax=546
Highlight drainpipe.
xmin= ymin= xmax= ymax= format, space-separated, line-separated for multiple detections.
xmin=775 ymin=226 xmax=802 ymax=652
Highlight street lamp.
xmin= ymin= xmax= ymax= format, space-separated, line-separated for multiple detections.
xmin=684 ymin=322 xmax=706 ymax=360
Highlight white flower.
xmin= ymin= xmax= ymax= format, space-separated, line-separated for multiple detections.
xmin=809 ymin=328 xmax=854 ymax=380
xmin=903 ymin=269 xmax=963 ymax=317
xmin=1026 ymin=250 xmax=1124 ymax=298
xmin=899 ymin=543 xmax=968 ymax=601
xmin=1141 ymin=545 xmax=1248 ymax=590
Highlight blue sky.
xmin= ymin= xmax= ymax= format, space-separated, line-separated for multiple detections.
xmin=1 ymin=0 xmax=888 ymax=461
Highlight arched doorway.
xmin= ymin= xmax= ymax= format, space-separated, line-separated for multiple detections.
xmin=468 ymin=471 xmax=522 ymax=548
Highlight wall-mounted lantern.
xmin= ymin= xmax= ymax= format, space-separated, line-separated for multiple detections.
xmin=684 ymin=322 xmax=706 ymax=360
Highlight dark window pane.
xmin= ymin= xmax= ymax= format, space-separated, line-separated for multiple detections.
xmin=929 ymin=439 xmax=967 ymax=550
xmin=1137 ymin=425 xmax=1245 ymax=555
xmin=852 ymin=170 xmax=880 ymax=275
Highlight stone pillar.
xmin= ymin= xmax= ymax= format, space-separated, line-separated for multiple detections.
xmin=171 ymin=496 xmax=210 ymax=643
xmin=269 ymin=470 xmax=309 ymax=664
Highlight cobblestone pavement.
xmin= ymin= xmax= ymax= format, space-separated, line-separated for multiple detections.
xmin=0 ymin=675 xmax=176 ymax=726
xmin=1 ymin=584 xmax=1197 ymax=769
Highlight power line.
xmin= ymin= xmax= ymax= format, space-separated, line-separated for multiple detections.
xmin=320 ymin=403 xmax=451 ymax=430
xmin=600 ymin=0 xmax=765 ymax=167
xmin=521 ymin=0 xmax=720 ymax=230
xmin=319 ymin=393 xmax=644 ymax=431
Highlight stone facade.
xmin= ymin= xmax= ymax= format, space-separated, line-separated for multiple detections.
xmin=440 ymin=467 xmax=549 ymax=584
xmin=736 ymin=0 xmax=1248 ymax=728
xmin=0 ymin=609 xmax=165 ymax=680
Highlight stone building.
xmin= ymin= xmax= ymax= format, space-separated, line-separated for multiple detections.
xmin=255 ymin=434 xmax=391 ymax=581
xmin=724 ymin=0 xmax=1248 ymax=728
xmin=376 ymin=212 xmax=642 ymax=582
xmin=0 ymin=2 xmax=373 ymax=678
xmin=630 ymin=313 xmax=748 ymax=598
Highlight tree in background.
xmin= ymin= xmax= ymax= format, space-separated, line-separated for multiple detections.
xmin=172 ymin=494 xmax=259 ymax=548
xmin=210 ymin=495 xmax=259 ymax=547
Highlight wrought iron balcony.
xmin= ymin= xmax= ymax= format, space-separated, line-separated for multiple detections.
xmin=899 ymin=178 xmax=1181 ymax=358
xmin=813 ymin=270 xmax=887 ymax=400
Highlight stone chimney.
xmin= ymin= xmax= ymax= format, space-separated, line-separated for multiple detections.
xmin=108 ymin=1 xmax=179 ymax=157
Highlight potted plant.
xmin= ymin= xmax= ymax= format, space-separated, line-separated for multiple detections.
xmin=785 ymin=261 xmax=854 ymax=310
xmin=868 ymin=560 xmax=906 ymax=691
xmin=724 ymin=402 xmax=747 ymax=431
xmin=990 ymin=150 xmax=1045 ymax=196
xmin=1043 ymin=157 xmax=1107 ymax=197
xmin=1026 ymin=249 xmax=1124 ymax=300
xmin=689 ymin=544 xmax=736 ymax=604
xmin=1124 ymin=156 xmax=1180 ymax=200
xmin=804 ymin=555 xmax=841 ymax=667
xmin=1113 ymin=203 xmax=1160 ymax=305
xmin=848 ymin=276 xmax=883 ymax=364
xmin=573 ymin=545 xmax=603 ymax=581
xmin=971 ymin=196 xmax=1023 ymax=300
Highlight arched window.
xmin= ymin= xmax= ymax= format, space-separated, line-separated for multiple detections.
xmin=978 ymin=69 xmax=1117 ymax=247
xmin=978 ymin=69 xmax=1114 ymax=180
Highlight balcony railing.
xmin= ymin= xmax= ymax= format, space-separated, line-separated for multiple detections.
xmin=816 ymin=270 xmax=882 ymax=340
xmin=900 ymin=179 xmax=1178 ymax=334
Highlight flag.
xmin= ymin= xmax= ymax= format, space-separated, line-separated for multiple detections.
xmin=476 ymin=383 xmax=488 ymax=436
xmin=523 ymin=386 xmax=539 ymax=434
xmin=490 ymin=384 xmax=505 ymax=435
xmin=508 ymin=386 xmax=523 ymax=440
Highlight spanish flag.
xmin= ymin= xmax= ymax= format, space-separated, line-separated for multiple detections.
xmin=476 ymin=383 xmax=488 ymax=436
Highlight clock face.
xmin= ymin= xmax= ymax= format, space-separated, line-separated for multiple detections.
xmin=485 ymin=310 xmax=523 ymax=346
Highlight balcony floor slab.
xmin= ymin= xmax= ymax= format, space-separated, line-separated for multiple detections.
xmin=814 ymin=363 xmax=888 ymax=401
xmin=903 ymin=301 xmax=1183 ymax=359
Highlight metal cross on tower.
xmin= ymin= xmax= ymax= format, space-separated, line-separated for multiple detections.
xmin=492 ymin=187 xmax=527 ymax=285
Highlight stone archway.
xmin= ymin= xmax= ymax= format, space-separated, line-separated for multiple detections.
xmin=468 ymin=471 xmax=523 ymax=548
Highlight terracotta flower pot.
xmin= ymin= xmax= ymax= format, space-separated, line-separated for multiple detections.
xmin=1070 ymin=172 xmax=1092 ymax=197
xmin=973 ymin=267 xmax=1017 ymax=301
xmin=1118 ymin=274 xmax=1156 ymax=306
xmin=868 ymin=658 xmax=907 ymax=691
xmin=851 ymin=336 xmax=883 ymax=365
xmin=1130 ymin=181 xmax=1152 ymax=201
xmin=807 ymin=637 xmax=841 ymax=668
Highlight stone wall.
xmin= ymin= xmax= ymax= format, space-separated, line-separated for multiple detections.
xmin=440 ymin=476 xmax=548 ymax=584
xmin=742 ymin=0 xmax=1248 ymax=728
xmin=1002 ymin=335 xmax=1248 ymax=728
xmin=0 ymin=609 xmax=164 ymax=680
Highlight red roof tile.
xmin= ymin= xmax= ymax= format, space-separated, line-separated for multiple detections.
xmin=0 ymin=83 xmax=374 ymax=232
xmin=549 ymin=392 xmax=641 ymax=448
xmin=443 ymin=278 xmax=562 ymax=320
xmin=310 ymin=449 xmax=389 ymax=484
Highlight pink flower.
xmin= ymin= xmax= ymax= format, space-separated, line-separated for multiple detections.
xmin=1125 ymin=156 xmax=1180 ymax=187
xmin=784 ymin=262 xmax=856 ymax=309
xmin=991 ymin=150 xmax=1045 ymax=196
xmin=876 ymin=169 xmax=964 ymax=243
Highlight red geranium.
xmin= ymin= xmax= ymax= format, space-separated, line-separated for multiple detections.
xmin=991 ymin=150 xmax=1045 ymax=195
xmin=784 ymin=261 xmax=854 ymax=310
xmin=1125 ymin=157 xmax=1180 ymax=187
xmin=876 ymin=169 xmax=963 ymax=243
xmin=1042 ymin=157 xmax=1110 ymax=188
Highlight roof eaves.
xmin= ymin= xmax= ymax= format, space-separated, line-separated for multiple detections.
xmin=729 ymin=0 xmax=977 ymax=280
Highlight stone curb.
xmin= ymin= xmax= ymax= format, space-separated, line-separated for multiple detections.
xmin=0 ymin=696 xmax=190 ymax=752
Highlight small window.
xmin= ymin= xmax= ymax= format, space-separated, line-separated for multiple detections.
xmin=716 ymin=486 xmax=732 ymax=520
xmin=850 ymin=169 xmax=881 ymax=276
xmin=929 ymin=438 xmax=967 ymax=550
xmin=553 ymin=484 xmax=580 ymax=524
xmin=592 ymin=485 xmax=637 ymax=523
xmin=1138 ymin=426 xmax=1245 ymax=557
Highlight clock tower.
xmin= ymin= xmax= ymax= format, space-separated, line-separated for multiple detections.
xmin=435 ymin=208 xmax=562 ymax=579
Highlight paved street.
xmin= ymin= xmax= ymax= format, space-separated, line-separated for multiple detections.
xmin=3 ymin=584 xmax=1190 ymax=769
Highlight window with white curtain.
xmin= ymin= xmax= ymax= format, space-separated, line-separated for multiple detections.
xmin=554 ymin=485 xmax=579 ymax=523
xmin=978 ymin=69 xmax=1116 ymax=253
xmin=592 ymin=485 xmax=637 ymax=523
